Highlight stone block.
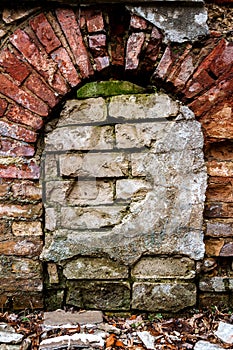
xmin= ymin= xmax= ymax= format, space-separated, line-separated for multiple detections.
xmin=132 ymin=257 xmax=195 ymax=279
xmin=220 ymin=243 xmax=233 ymax=256
xmin=116 ymin=179 xmax=152 ymax=200
xmin=43 ymin=309 xmax=103 ymax=327
xmin=205 ymin=239 xmax=225 ymax=256
xmin=45 ymin=207 xmax=57 ymax=231
xmin=132 ymin=282 xmax=196 ymax=312
xmin=63 ymin=257 xmax=128 ymax=279
xmin=59 ymin=152 xmax=129 ymax=177
xmin=47 ymin=263 xmax=59 ymax=284
xmin=41 ymin=154 xmax=58 ymax=180
xmin=206 ymin=221 xmax=233 ymax=237
xmin=66 ymin=281 xmax=130 ymax=310
xmin=58 ymin=98 xmax=107 ymax=125
xmin=60 ymin=206 xmax=126 ymax=229
xmin=45 ymin=125 xmax=114 ymax=151
xmin=0 ymin=256 xmax=42 ymax=279
xmin=108 ymin=93 xmax=179 ymax=121
xmin=12 ymin=221 xmax=42 ymax=236
xmin=199 ymin=277 xmax=227 ymax=292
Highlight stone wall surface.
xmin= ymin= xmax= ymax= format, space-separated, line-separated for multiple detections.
xmin=0 ymin=2 xmax=231 ymax=311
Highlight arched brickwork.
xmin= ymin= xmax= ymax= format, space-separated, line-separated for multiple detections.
xmin=0 ymin=5 xmax=232 ymax=310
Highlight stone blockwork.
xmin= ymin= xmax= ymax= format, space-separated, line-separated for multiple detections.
xmin=0 ymin=2 xmax=232 ymax=311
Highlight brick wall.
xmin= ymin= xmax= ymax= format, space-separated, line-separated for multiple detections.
xmin=0 ymin=3 xmax=232 ymax=311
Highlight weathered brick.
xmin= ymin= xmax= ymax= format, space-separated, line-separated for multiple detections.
xmin=0 ymin=138 xmax=35 ymax=157
xmin=184 ymin=69 xmax=215 ymax=99
xmin=12 ymin=221 xmax=42 ymax=236
xmin=45 ymin=125 xmax=114 ymax=151
xmin=125 ymin=32 xmax=145 ymax=70
xmin=0 ymin=220 xmax=9 ymax=235
xmin=154 ymin=46 xmax=173 ymax=79
xmin=56 ymin=8 xmax=94 ymax=78
xmin=88 ymin=34 xmax=107 ymax=58
xmin=206 ymin=221 xmax=233 ymax=237
xmin=0 ymin=203 xmax=42 ymax=219
xmin=84 ymin=9 xmax=104 ymax=33
xmin=25 ymin=73 xmax=58 ymax=108
xmin=172 ymin=54 xmax=195 ymax=89
xmin=205 ymin=238 xmax=224 ymax=256
xmin=0 ymin=256 xmax=42 ymax=279
xmin=141 ymin=27 xmax=162 ymax=68
xmin=0 ymin=98 xmax=7 ymax=116
xmin=0 ymin=161 xmax=40 ymax=179
xmin=0 ymin=48 xmax=30 ymax=85
xmin=0 ymin=120 xmax=37 ymax=143
xmin=51 ymin=47 xmax=81 ymax=87
xmin=11 ymin=292 xmax=44 ymax=310
xmin=220 ymin=243 xmax=233 ymax=256
xmin=60 ymin=206 xmax=126 ymax=229
xmin=12 ymin=181 xmax=41 ymax=200
xmin=0 ymin=73 xmax=49 ymax=116
xmin=30 ymin=13 xmax=61 ymax=53
xmin=6 ymin=104 xmax=43 ymax=130
xmin=45 ymin=207 xmax=57 ymax=231
xmin=1 ymin=278 xmax=43 ymax=292
xmin=207 ymin=161 xmax=233 ymax=177
xmin=206 ymin=177 xmax=233 ymax=203
xmin=94 ymin=56 xmax=110 ymax=71
xmin=10 ymin=29 xmax=68 ymax=95
xmin=130 ymin=15 xmax=147 ymax=30
xmin=205 ymin=203 xmax=233 ymax=218
xmin=199 ymin=101 xmax=233 ymax=139
xmin=0 ymin=183 xmax=10 ymax=198
xmin=2 ymin=7 xmax=40 ymax=24
xmin=209 ymin=41 xmax=233 ymax=78
xmin=59 ymin=152 xmax=129 ymax=177
xmin=110 ymin=36 xmax=125 ymax=66
xmin=199 ymin=293 xmax=229 ymax=309
xmin=0 ymin=237 xmax=43 ymax=256
xmin=206 ymin=141 xmax=233 ymax=161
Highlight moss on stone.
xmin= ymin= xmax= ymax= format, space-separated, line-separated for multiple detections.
xmin=76 ymin=80 xmax=146 ymax=99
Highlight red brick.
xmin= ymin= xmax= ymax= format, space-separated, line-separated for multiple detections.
xmin=144 ymin=27 xmax=162 ymax=63
xmin=89 ymin=34 xmax=106 ymax=51
xmin=206 ymin=177 xmax=233 ymax=203
xmin=94 ymin=56 xmax=110 ymax=71
xmin=184 ymin=70 xmax=215 ymax=99
xmin=25 ymin=73 xmax=58 ymax=108
xmin=0 ymin=237 xmax=43 ymax=255
xmin=12 ymin=181 xmax=41 ymax=201
xmin=130 ymin=15 xmax=147 ymax=30
xmin=206 ymin=221 xmax=233 ymax=237
xmin=199 ymin=100 xmax=233 ymax=139
xmin=220 ymin=243 xmax=233 ymax=256
xmin=0 ymin=138 xmax=35 ymax=157
xmin=56 ymin=8 xmax=94 ymax=79
xmin=6 ymin=104 xmax=43 ymax=130
xmin=207 ymin=161 xmax=233 ymax=177
xmin=154 ymin=46 xmax=173 ymax=79
xmin=83 ymin=9 xmax=104 ymax=33
xmin=0 ymin=73 xmax=49 ymax=116
xmin=125 ymin=32 xmax=145 ymax=70
xmin=0 ymin=183 xmax=10 ymax=198
xmin=0 ymin=48 xmax=30 ymax=85
xmin=51 ymin=47 xmax=81 ymax=87
xmin=210 ymin=42 xmax=233 ymax=78
xmin=30 ymin=13 xmax=61 ymax=53
xmin=110 ymin=36 xmax=125 ymax=66
xmin=0 ymin=120 xmax=37 ymax=143
xmin=0 ymin=161 xmax=40 ymax=179
xmin=0 ymin=98 xmax=8 ymax=116
xmin=0 ymin=203 xmax=42 ymax=219
xmin=10 ymin=29 xmax=67 ymax=95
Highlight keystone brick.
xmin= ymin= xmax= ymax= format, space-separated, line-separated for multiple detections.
xmin=12 ymin=181 xmax=41 ymax=200
xmin=125 ymin=32 xmax=145 ymax=70
xmin=0 ymin=138 xmax=35 ymax=157
xmin=0 ymin=98 xmax=7 ymax=116
xmin=56 ymin=8 xmax=94 ymax=78
xmin=0 ymin=73 xmax=49 ymax=117
xmin=0 ymin=120 xmax=37 ymax=143
xmin=0 ymin=203 xmax=42 ymax=219
xmin=25 ymin=73 xmax=58 ymax=108
xmin=51 ymin=47 xmax=81 ymax=87
xmin=0 ymin=237 xmax=43 ymax=256
xmin=206 ymin=177 xmax=233 ymax=203
xmin=12 ymin=221 xmax=43 ymax=236
xmin=6 ymin=104 xmax=43 ymax=130
xmin=83 ymin=9 xmax=105 ymax=33
xmin=207 ymin=161 xmax=233 ymax=177
xmin=10 ymin=29 xmax=68 ymax=95
xmin=0 ymin=162 xmax=40 ymax=179
xmin=30 ymin=13 xmax=61 ymax=53
xmin=0 ymin=48 xmax=30 ymax=84
xmin=130 ymin=15 xmax=147 ymax=30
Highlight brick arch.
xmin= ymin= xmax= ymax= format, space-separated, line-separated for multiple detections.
xmin=0 ymin=5 xmax=232 ymax=309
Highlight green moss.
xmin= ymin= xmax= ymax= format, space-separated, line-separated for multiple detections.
xmin=76 ymin=80 xmax=146 ymax=99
